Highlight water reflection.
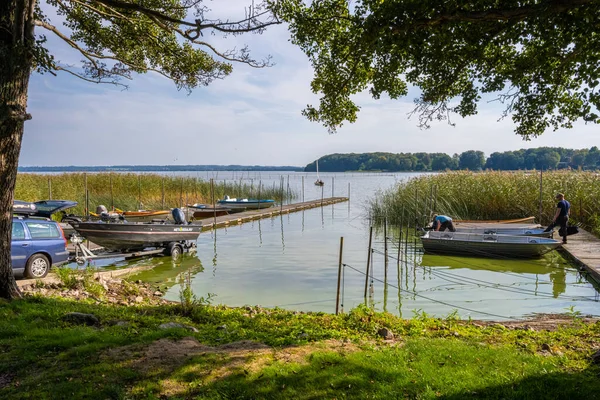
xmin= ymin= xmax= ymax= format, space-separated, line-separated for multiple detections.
xmin=128 ymin=253 xmax=203 ymax=291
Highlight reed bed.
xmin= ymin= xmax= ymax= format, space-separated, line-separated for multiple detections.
xmin=15 ymin=173 xmax=296 ymax=216
xmin=369 ymin=170 xmax=600 ymax=235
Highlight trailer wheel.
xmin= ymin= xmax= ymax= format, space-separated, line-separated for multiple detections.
xmin=167 ymin=243 xmax=183 ymax=258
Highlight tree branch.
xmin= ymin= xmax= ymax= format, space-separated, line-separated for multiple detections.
xmin=393 ymin=0 xmax=594 ymax=32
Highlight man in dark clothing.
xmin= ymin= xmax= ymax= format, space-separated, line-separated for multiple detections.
xmin=544 ymin=193 xmax=570 ymax=244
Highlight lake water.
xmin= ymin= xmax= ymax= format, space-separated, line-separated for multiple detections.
xmin=81 ymin=171 xmax=600 ymax=320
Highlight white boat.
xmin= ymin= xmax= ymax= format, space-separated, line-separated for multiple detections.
xmin=315 ymin=159 xmax=324 ymax=186
xmin=421 ymin=231 xmax=562 ymax=258
xmin=452 ymin=227 xmax=553 ymax=238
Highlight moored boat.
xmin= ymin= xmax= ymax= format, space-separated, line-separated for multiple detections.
xmin=420 ymin=231 xmax=562 ymax=258
xmin=181 ymin=204 xmax=232 ymax=219
xmin=217 ymin=196 xmax=275 ymax=210
xmin=120 ymin=209 xmax=171 ymax=222
xmin=70 ymin=209 xmax=201 ymax=251
xmin=452 ymin=227 xmax=553 ymax=238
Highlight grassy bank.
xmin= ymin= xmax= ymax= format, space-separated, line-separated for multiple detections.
xmin=369 ymin=170 xmax=600 ymax=235
xmin=16 ymin=173 xmax=296 ymax=215
xmin=1 ymin=277 xmax=599 ymax=399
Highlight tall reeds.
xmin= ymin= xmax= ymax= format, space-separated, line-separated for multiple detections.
xmin=369 ymin=170 xmax=600 ymax=235
xmin=15 ymin=173 xmax=296 ymax=215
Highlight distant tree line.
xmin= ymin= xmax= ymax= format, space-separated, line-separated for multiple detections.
xmin=305 ymin=147 xmax=600 ymax=172
xmin=18 ymin=165 xmax=305 ymax=173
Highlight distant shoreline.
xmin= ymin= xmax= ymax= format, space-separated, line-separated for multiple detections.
xmin=18 ymin=165 xmax=305 ymax=172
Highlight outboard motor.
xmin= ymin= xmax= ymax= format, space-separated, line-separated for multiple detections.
xmin=96 ymin=205 xmax=108 ymax=215
xmin=171 ymin=208 xmax=186 ymax=225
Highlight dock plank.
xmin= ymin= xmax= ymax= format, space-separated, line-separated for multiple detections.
xmin=560 ymin=228 xmax=600 ymax=284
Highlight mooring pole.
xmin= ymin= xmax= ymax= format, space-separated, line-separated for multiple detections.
xmin=335 ymin=236 xmax=344 ymax=315
xmin=161 ymin=176 xmax=165 ymax=209
xmin=84 ymin=173 xmax=88 ymax=218
xmin=280 ymin=176 xmax=284 ymax=212
xmin=301 ymin=176 xmax=305 ymax=202
xmin=332 ymin=176 xmax=334 ymax=197
xmin=398 ymin=206 xmax=404 ymax=264
xmin=364 ymin=226 xmax=373 ymax=298
xmin=539 ymin=169 xmax=543 ymax=224
xmin=180 ymin=177 xmax=184 ymax=209
xmin=321 ymin=184 xmax=324 ymax=207
xmin=47 ymin=177 xmax=52 ymax=200
xmin=138 ymin=175 xmax=142 ymax=210
xmin=109 ymin=173 xmax=114 ymax=210
xmin=348 ymin=182 xmax=350 ymax=201
xmin=384 ymin=217 xmax=388 ymax=283
xmin=211 ymin=178 xmax=216 ymax=228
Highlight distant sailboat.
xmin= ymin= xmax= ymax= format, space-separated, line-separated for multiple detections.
xmin=314 ymin=159 xmax=324 ymax=186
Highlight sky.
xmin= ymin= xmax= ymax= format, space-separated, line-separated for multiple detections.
xmin=21 ymin=1 xmax=599 ymax=167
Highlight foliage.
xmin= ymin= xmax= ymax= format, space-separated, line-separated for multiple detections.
xmin=305 ymin=147 xmax=600 ymax=172
xmin=15 ymin=172 xmax=296 ymax=215
xmin=368 ymin=170 xmax=600 ymax=229
xmin=55 ymin=266 xmax=79 ymax=289
xmin=178 ymin=271 xmax=214 ymax=316
xmin=0 ymin=296 xmax=599 ymax=398
xmin=54 ymin=266 xmax=105 ymax=295
xmin=274 ymin=0 xmax=600 ymax=138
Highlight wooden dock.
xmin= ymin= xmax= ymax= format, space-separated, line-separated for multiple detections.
xmin=197 ymin=197 xmax=349 ymax=231
xmin=67 ymin=197 xmax=349 ymax=254
xmin=560 ymin=228 xmax=600 ymax=284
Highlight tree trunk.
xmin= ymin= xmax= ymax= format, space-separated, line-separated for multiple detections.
xmin=0 ymin=0 xmax=36 ymax=300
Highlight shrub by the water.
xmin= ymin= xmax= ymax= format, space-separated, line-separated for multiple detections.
xmin=369 ymin=170 xmax=600 ymax=234
xmin=15 ymin=173 xmax=295 ymax=216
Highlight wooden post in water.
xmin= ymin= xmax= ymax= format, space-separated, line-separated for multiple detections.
xmin=109 ymin=173 xmax=113 ymax=210
xmin=211 ymin=178 xmax=216 ymax=227
xmin=579 ymin=198 xmax=583 ymax=221
xmin=138 ymin=175 xmax=142 ymax=210
xmin=348 ymin=182 xmax=350 ymax=201
xmin=258 ymin=180 xmax=262 ymax=204
xmin=84 ymin=173 xmax=88 ymax=218
xmin=332 ymin=176 xmax=334 ymax=197
xmin=364 ymin=226 xmax=373 ymax=298
xmin=384 ymin=218 xmax=388 ymax=283
xmin=321 ymin=184 xmax=324 ymax=207
xmin=538 ymin=169 xmax=543 ymax=224
xmin=398 ymin=206 xmax=404 ymax=265
xmin=280 ymin=176 xmax=284 ymax=212
xmin=47 ymin=176 xmax=52 ymax=200
xmin=335 ymin=236 xmax=344 ymax=315
xmin=301 ymin=176 xmax=305 ymax=202
xmin=286 ymin=175 xmax=290 ymax=204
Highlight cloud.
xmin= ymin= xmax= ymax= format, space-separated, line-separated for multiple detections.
xmin=21 ymin=0 xmax=600 ymax=167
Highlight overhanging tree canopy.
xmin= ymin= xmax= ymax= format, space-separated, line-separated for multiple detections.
xmin=272 ymin=0 xmax=600 ymax=138
xmin=0 ymin=0 xmax=279 ymax=299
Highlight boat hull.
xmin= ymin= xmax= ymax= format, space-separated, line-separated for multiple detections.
xmin=191 ymin=209 xmax=230 ymax=219
xmin=70 ymin=222 xmax=201 ymax=251
xmin=453 ymin=227 xmax=552 ymax=238
xmin=216 ymin=200 xmax=275 ymax=210
xmin=421 ymin=232 xmax=561 ymax=258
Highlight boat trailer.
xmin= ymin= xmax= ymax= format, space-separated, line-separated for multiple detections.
xmin=70 ymin=234 xmax=196 ymax=265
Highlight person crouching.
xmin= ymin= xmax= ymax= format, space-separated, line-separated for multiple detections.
xmin=432 ymin=214 xmax=456 ymax=232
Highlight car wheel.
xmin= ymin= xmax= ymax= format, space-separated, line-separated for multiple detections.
xmin=25 ymin=254 xmax=50 ymax=279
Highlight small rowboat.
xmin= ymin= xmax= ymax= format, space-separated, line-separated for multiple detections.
xmin=182 ymin=204 xmax=232 ymax=219
xmin=120 ymin=210 xmax=171 ymax=222
xmin=420 ymin=231 xmax=562 ymax=258
xmin=217 ymin=196 xmax=275 ymax=210
xmin=452 ymin=227 xmax=552 ymax=238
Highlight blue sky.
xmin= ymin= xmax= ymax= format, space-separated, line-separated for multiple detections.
xmin=21 ymin=1 xmax=599 ymax=167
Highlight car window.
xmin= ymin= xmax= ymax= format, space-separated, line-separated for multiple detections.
xmin=25 ymin=222 xmax=60 ymax=239
xmin=12 ymin=222 xmax=26 ymax=240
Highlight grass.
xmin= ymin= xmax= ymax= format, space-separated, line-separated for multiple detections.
xmin=369 ymin=170 xmax=600 ymax=234
xmin=1 ymin=294 xmax=599 ymax=399
xmin=15 ymin=173 xmax=296 ymax=216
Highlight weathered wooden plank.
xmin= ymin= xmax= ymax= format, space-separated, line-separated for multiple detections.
xmin=559 ymin=228 xmax=600 ymax=284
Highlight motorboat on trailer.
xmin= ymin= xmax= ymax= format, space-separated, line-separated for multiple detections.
xmin=420 ymin=231 xmax=562 ymax=259
xmin=69 ymin=208 xmax=201 ymax=252
xmin=217 ymin=196 xmax=275 ymax=210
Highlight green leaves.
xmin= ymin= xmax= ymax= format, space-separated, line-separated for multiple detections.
xmin=279 ymin=0 xmax=600 ymax=138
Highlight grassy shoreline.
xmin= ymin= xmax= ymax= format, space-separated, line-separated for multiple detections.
xmin=16 ymin=173 xmax=296 ymax=216
xmin=1 ymin=276 xmax=599 ymax=399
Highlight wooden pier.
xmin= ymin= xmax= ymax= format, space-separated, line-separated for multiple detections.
xmin=560 ymin=228 xmax=600 ymax=284
xmin=198 ymin=197 xmax=349 ymax=231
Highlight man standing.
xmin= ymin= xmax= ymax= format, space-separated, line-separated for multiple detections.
xmin=545 ymin=193 xmax=571 ymax=244
xmin=432 ymin=214 xmax=456 ymax=232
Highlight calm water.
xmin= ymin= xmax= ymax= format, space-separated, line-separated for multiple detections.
xmin=79 ymin=171 xmax=600 ymax=320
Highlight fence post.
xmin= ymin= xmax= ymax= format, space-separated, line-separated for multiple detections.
xmin=335 ymin=236 xmax=344 ymax=315
xmin=364 ymin=226 xmax=373 ymax=298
